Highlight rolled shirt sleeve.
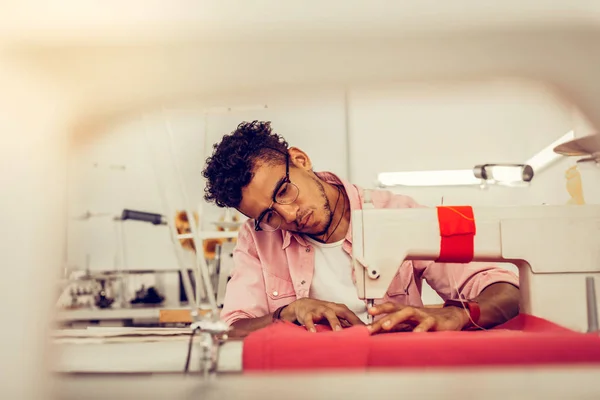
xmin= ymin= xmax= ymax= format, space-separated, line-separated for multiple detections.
xmin=414 ymin=260 xmax=520 ymax=301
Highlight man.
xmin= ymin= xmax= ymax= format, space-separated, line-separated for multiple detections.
xmin=202 ymin=120 xmax=520 ymax=334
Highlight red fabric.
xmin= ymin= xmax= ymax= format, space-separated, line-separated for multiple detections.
xmin=436 ymin=206 xmax=476 ymax=263
xmin=242 ymin=314 xmax=600 ymax=372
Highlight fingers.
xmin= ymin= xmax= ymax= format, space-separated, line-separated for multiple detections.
xmin=296 ymin=301 xmax=367 ymax=332
xmin=413 ymin=316 xmax=436 ymax=332
xmin=325 ymin=302 xmax=364 ymax=326
xmin=302 ymin=313 xmax=317 ymax=333
xmin=335 ymin=308 xmax=365 ymax=326
xmin=298 ymin=301 xmax=437 ymax=334
xmin=345 ymin=315 xmax=366 ymax=326
xmin=300 ymin=308 xmax=341 ymax=332
xmin=368 ymin=302 xmax=402 ymax=316
xmin=339 ymin=318 xmax=353 ymax=328
xmin=368 ymin=306 xmax=418 ymax=334
xmin=322 ymin=309 xmax=343 ymax=331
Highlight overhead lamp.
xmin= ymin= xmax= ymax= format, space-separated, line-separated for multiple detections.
xmin=377 ymin=130 xmax=572 ymax=188
xmin=377 ymin=164 xmax=532 ymax=188
xmin=377 ymin=169 xmax=480 ymax=187
xmin=527 ymin=130 xmax=575 ymax=172
xmin=472 ymin=164 xmax=534 ymax=184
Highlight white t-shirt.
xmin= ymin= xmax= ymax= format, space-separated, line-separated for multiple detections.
xmin=304 ymin=236 xmax=369 ymax=324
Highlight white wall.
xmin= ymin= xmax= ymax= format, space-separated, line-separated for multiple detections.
xmin=67 ymin=80 xmax=582 ymax=305
xmin=348 ymin=79 xmax=575 ymax=206
xmin=67 ymin=115 xmax=201 ymax=273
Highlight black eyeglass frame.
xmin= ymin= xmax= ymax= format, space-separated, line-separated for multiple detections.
xmin=254 ymin=151 xmax=298 ymax=232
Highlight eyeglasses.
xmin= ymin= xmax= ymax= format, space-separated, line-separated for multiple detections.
xmin=254 ymin=152 xmax=299 ymax=232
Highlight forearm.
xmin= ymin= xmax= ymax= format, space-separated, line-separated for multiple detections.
xmin=473 ymin=282 xmax=520 ymax=328
xmin=230 ymin=314 xmax=274 ymax=334
xmin=230 ymin=301 xmax=301 ymax=335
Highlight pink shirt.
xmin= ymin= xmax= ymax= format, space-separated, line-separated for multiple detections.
xmin=221 ymin=172 xmax=519 ymax=325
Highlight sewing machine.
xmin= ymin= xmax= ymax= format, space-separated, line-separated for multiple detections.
xmin=352 ymin=202 xmax=600 ymax=332
xmin=5 ymin=1 xmax=600 ymax=399
xmin=353 ymin=131 xmax=600 ymax=331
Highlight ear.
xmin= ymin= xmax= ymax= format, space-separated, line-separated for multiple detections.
xmin=288 ymin=147 xmax=312 ymax=170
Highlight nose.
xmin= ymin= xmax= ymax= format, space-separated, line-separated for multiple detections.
xmin=272 ymin=203 xmax=298 ymax=225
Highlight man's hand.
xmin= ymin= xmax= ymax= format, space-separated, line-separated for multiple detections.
xmin=367 ymin=302 xmax=469 ymax=334
xmin=281 ymin=298 xmax=365 ymax=332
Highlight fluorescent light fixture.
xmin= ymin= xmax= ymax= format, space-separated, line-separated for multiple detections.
xmin=473 ymin=164 xmax=533 ymax=182
xmin=377 ymin=169 xmax=480 ymax=187
xmin=378 ymin=165 xmax=530 ymax=187
xmin=377 ymin=130 xmax=574 ymax=188
xmin=526 ymin=130 xmax=574 ymax=172
xmin=486 ymin=165 xmax=525 ymax=182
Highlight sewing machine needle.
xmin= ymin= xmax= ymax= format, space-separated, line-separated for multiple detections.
xmin=367 ymin=299 xmax=374 ymax=324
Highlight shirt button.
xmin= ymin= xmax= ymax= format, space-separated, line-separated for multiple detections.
xmin=272 ymin=291 xmax=278 ymax=297
xmin=300 ymin=280 xmax=306 ymax=285
xmin=306 ymin=247 xmax=311 ymax=253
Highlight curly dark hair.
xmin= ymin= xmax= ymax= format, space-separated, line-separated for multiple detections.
xmin=202 ymin=121 xmax=289 ymax=209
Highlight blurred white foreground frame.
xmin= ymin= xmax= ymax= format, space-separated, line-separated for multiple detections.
xmin=377 ymin=130 xmax=575 ymax=187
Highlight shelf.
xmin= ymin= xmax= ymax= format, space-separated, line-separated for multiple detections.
xmin=55 ymin=306 xmax=196 ymax=322
xmin=177 ymin=231 xmax=238 ymax=240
